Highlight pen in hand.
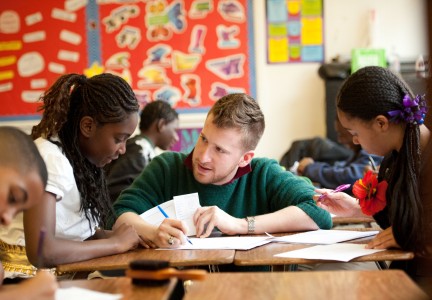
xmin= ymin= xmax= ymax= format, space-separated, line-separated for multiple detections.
xmin=317 ymin=184 xmax=351 ymax=201
xmin=157 ymin=205 xmax=193 ymax=245
xmin=368 ymin=156 xmax=378 ymax=172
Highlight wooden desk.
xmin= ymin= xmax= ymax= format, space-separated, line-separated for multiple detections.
xmin=234 ymin=233 xmax=414 ymax=267
xmin=57 ymin=247 xmax=234 ymax=273
xmin=332 ymin=216 xmax=375 ymax=228
xmin=59 ymin=277 xmax=177 ymax=300
xmin=183 ymin=270 xmax=428 ymax=300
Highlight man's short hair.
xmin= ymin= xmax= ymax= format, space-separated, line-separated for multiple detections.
xmin=208 ymin=93 xmax=265 ymax=150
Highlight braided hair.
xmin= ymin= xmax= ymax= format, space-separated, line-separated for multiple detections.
xmin=336 ymin=66 xmax=423 ymax=251
xmin=31 ymin=73 xmax=139 ymax=229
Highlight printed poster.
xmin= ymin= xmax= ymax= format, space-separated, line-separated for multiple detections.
xmin=0 ymin=0 xmax=255 ymax=120
xmin=266 ymin=0 xmax=323 ymax=63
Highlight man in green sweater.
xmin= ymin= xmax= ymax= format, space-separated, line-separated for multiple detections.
xmin=113 ymin=93 xmax=332 ymax=248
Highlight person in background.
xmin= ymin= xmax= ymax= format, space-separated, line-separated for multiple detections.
xmin=315 ymin=66 xmax=432 ymax=296
xmin=112 ymin=93 xmax=332 ymax=250
xmin=106 ymin=100 xmax=179 ymax=203
xmin=296 ymin=118 xmax=383 ymax=193
xmin=0 ymin=73 xmax=143 ymax=280
xmin=0 ymin=127 xmax=57 ymax=299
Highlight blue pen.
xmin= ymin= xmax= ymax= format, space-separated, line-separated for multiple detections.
xmin=157 ymin=205 xmax=193 ymax=245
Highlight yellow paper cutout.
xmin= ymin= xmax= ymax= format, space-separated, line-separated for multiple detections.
xmin=0 ymin=40 xmax=22 ymax=51
xmin=0 ymin=70 xmax=14 ymax=81
xmin=84 ymin=61 xmax=105 ymax=78
xmin=268 ymin=38 xmax=289 ymax=63
xmin=0 ymin=55 xmax=16 ymax=67
xmin=172 ymin=51 xmax=201 ymax=73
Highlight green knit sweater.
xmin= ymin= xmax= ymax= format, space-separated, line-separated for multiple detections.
xmin=113 ymin=152 xmax=332 ymax=229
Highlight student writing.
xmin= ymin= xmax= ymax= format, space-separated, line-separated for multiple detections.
xmin=0 ymin=127 xmax=57 ymax=299
xmin=0 ymin=73 xmax=143 ymax=279
xmin=315 ymin=66 xmax=432 ymax=295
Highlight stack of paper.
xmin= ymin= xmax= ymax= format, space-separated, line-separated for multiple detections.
xmin=271 ymin=229 xmax=384 ymax=262
xmin=274 ymin=243 xmax=386 ymax=262
xmin=140 ymin=193 xmax=201 ymax=236
xmin=270 ymin=229 xmax=380 ymax=244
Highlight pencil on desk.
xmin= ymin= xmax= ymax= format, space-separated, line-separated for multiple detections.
xmin=37 ymin=228 xmax=46 ymax=269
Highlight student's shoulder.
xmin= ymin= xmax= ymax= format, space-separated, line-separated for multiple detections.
xmin=34 ymin=137 xmax=73 ymax=175
xmin=34 ymin=137 xmax=64 ymax=157
xmin=251 ymin=157 xmax=280 ymax=169
xmin=151 ymin=151 xmax=188 ymax=164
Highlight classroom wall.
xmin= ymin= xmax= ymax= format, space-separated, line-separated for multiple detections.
xmin=1 ymin=0 xmax=428 ymax=161
xmin=253 ymin=0 xmax=428 ymax=160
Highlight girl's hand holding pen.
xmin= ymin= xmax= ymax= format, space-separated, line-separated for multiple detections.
xmin=314 ymin=187 xmax=363 ymax=217
xmin=317 ymin=184 xmax=351 ymax=201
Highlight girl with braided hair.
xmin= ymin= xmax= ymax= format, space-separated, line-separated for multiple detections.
xmin=0 ymin=73 xmax=142 ymax=280
xmin=315 ymin=66 xmax=431 ymax=294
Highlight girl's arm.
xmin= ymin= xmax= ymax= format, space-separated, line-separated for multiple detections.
xmin=24 ymin=192 xmax=141 ymax=268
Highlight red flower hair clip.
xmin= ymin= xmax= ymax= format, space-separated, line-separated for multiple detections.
xmin=352 ymin=170 xmax=388 ymax=216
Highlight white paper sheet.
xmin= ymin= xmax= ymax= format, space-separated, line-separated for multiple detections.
xmin=270 ymin=229 xmax=379 ymax=244
xmin=140 ymin=193 xmax=201 ymax=236
xmin=160 ymin=236 xmax=272 ymax=250
xmin=56 ymin=287 xmax=122 ymax=300
xmin=274 ymin=243 xmax=386 ymax=262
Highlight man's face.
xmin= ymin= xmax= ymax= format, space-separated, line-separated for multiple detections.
xmin=192 ymin=114 xmax=254 ymax=185
xmin=0 ymin=167 xmax=44 ymax=226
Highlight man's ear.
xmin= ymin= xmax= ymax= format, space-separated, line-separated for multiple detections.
xmin=375 ymin=115 xmax=390 ymax=132
xmin=80 ymin=116 xmax=96 ymax=138
xmin=156 ymin=119 xmax=166 ymax=132
xmin=239 ymin=150 xmax=255 ymax=167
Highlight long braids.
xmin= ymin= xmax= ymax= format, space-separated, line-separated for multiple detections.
xmin=337 ymin=66 xmax=423 ymax=251
xmin=32 ymin=73 xmax=139 ymax=229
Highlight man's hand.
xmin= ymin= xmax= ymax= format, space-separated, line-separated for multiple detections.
xmin=193 ymin=206 xmax=245 ymax=238
xmin=151 ymin=218 xmax=190 ymax=248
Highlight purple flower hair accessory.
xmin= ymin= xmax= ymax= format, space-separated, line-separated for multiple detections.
xmin=388 ymin=94 xmax=428 ymax=125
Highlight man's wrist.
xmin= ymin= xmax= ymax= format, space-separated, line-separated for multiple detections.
xmin=245 ymin=216 xmax=255 ymax=234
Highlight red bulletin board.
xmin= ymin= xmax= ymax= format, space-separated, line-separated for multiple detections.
xmin=0 ymin=0 xmax=256 ymax=120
